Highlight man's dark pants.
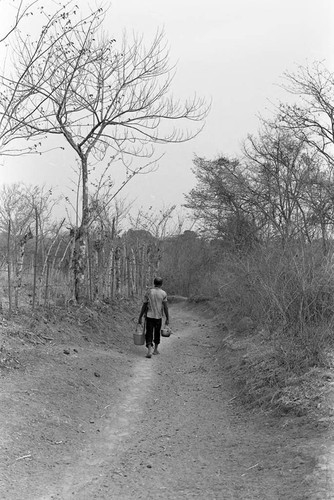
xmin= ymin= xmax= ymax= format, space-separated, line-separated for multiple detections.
xmin=145 ymin=317 xmax=162 ymax=347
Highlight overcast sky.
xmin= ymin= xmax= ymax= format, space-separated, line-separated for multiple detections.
xmin=1 ymin=0 xmax=334 ymax=219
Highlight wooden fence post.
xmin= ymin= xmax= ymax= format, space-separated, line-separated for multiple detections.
xmin=109 ymin=247 xmax=115 ymax=299
xmin=15 ymin=228 xmax=33 ymax=310
xmin=7 ymin=219 xmax=12 ymax=317
xmin=129 ymin=247 xmax=136 ymax=296
xmin=115 ymin=245 xmax=121 ymax=297
xmin=44 ymin=259 xmax=50 ymax=308
xmin=32 ymin=206 xmax=38 ymax=310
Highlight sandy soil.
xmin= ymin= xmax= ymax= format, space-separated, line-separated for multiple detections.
xmin=0 ymin=300 xmax=333 ymax=499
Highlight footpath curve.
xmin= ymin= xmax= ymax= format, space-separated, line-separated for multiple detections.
xmin=52 ymin=302 xmax=320 ymax=499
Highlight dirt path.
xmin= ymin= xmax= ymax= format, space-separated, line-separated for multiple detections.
xmin=0 ymin=301 xmax=331 ymax=499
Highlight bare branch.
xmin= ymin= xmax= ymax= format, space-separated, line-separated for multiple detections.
xmin=0 ymin=0 xmax=39 ymax=44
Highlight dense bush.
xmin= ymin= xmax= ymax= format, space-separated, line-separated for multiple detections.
xmin=161 ymin=236 xmax=334 ymax=374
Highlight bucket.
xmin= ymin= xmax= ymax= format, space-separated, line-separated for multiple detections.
xmin=161 ymin=327 xmax=172 ymax=337
xmin=133 ymin=332 xmax=145 ymax=345
xmin=133 ymin=322 xmax=146 ymax=345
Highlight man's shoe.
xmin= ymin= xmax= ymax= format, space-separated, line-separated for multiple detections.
xmin=153 ymin=348 xmax=160 ymax=355
xmin=146 ymin=346 xmax=152 ymax=358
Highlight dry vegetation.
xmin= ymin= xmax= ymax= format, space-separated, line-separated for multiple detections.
xmin=180 ymin=244 xmax=334 ymax=424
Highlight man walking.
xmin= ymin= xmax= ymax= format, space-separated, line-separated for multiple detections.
xmin=138 ymin=277 xmax=169 ymax=358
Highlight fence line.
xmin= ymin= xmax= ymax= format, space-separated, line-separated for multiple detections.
xmin=0 ymin=238 xmax=161 ymax=312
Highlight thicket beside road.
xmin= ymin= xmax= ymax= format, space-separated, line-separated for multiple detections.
xmin=0 ymin=301 xmax=332 ymax=499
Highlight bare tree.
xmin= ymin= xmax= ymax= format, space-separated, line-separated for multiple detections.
xmin=243 ymin=126 xmax=311 ymax=244
xmin=277 ymin=61 xmax=334 ymax=167
xmin=244 ymin=115 xmax=334 ymax=250
xmin=4 ymin=11 xmax=209 ymax=301
xmin=184 ymin=155 xmax=257 ymax=248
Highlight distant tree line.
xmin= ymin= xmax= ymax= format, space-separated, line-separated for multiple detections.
xmin=186 ymin=62 xmax=334 ymax=255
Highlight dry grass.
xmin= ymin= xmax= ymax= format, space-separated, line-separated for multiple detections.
xmin=220 ymin=329 xmax=334 ymax=421
xmin=194 ymin=243 xmax=334 ymax=419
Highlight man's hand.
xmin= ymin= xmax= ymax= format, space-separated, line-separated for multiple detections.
xmin=165 ymin=319 xmax=169 ymax=326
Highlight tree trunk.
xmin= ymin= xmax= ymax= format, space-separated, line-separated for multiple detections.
xmin=115 ymin=245 xmax=121 ymax=297
xmin=126 ymin=246 xmax=131 ymax=297
xmin=122 ymin=249 xmax=126 ymax=296
xmin=74 ymin=234 xmax=88 ymax=303
xmin=134 ymin=245 xmax=139 ymax=295
xmin=7 ymin=219 xmax=12 ymax=317
xmin=93 ymin=239 xmax=103 ymax=301
xmin=67 ymin=229 xmax=77 ymax=301
xmin=321 ymin=219 xmax=328 ymax=255
xmin=129 ymin=247 xmax=136 ymax=296
xmin=146 ymin=245 xmax=153 ymax=288
xmin=44 ymin=259 xmax=50 ymax=307
xmin=87 ymin=234 xmax=93 ymax=303
xmin=140 ymin=245 xmax=145 ymax=295
xmin=14 ymin=228 xmax=33 ymax=309
xmin=74 ymin=155 xmax=89 ymax=303
xmin=32 ymin=206 xmax=39 ymax=310
xmin=109 ymin=247 xmax=115 ymax=299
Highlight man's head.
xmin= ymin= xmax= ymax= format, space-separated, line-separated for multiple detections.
xmin=154 ymin=277 xmax=163 ymax=287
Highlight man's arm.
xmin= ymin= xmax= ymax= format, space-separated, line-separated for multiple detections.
xmin=138 ymin=302 xmax=148 ymax=324
xmin=163 ymin=302 xmax=169 ymax=325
